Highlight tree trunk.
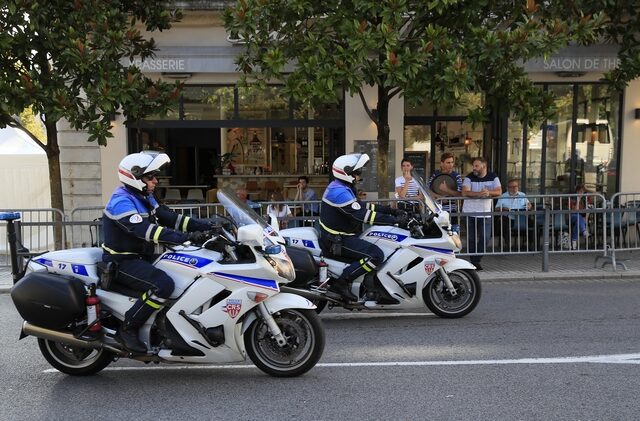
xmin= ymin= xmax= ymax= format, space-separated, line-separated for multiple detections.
xmin=376 ymin=85 xmax=391 ymax=199
xmin=44 ymin=119 xmax=64 ymax=250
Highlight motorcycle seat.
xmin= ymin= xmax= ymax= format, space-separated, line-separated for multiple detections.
xmin=103 ymin=281 xmax=142 ymax=298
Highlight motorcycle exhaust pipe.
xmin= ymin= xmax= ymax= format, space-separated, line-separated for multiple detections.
xmin=22 ymin=321 xmax=125 ymax=355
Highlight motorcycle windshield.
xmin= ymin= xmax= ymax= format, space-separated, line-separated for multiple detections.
xmin=413 ymin=173 xmax=443 ymax=215
xmin=216 ymin=188 xmax=284 ymax=245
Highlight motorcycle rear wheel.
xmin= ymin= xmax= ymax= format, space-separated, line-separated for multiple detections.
xmin=423 ymin=269 xmax=481 ymax=318
xmin=245 ymin=308 xmax=325 ymax=377
xmin=38 ymin=338 xmax=114 ymax=376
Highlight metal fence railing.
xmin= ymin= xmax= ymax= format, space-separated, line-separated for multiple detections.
xmin=3 ymin=192 xmax=640 ymax=272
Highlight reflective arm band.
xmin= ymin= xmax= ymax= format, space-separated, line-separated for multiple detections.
xmin=319 ymin=221 xmax=354 ymax=236
xmin=368 ymin=211 xmax=377 ymax=224
xmin=181 ymin=216 xmax=191 ymax=232
xmin=152 ymin=226 xmax=164 ymax=243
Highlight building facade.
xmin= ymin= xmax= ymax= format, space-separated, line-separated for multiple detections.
xmin=58 ymin=5 xmax=640 ymax=210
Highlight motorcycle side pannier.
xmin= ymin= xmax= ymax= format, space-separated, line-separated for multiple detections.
xmin=11 ymin=272 xmax=87 ymax=329
xmin=285 ymin=246 xmax=318 ymax=288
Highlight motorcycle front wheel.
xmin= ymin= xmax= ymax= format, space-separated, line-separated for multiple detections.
xmin=245 ymin=308 xmax=325 ymax=377
xmin=38 ymin=338 xmax=114 ymax=376
xmin=423 ymin=269 xmax=481 ymax=318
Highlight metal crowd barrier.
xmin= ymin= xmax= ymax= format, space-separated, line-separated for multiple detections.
xmin=0 ymin=208 xmax=64 ymax=268
xmin=3 ymin=193 xmax=640 ymax=272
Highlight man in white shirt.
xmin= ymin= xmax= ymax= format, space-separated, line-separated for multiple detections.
xmin=461 ymin=157 xmax=502 ymax=270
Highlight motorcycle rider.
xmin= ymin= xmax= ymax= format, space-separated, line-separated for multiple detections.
xmin=319 ymin=153 xmax=408 ymax=302
xmin=102 ymin=151 xmax=212 ymax=353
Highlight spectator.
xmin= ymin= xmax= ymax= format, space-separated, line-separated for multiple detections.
xmin=294 ymin=175 xmax=319 ymax=216
xmin=461 ymin=157 xmax=502 ymax=270
xmin=236 ymin=187 xmax=261 ymax=210
xmin=428 ymin=152 xmax=463 ymax=232
xmin=357 ymin=189 xmax=367 ymax=200
xmin=569 ymin=184 xmax=591 ymax=250
xmin=395 ymin=157 xmax=422 ymax=212
xmin=266 ymin=191 xmax=292 ymax=230
xmin=495 ymin=179 xmax=531 ymax=250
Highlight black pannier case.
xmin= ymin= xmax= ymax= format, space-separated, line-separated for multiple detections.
xmin=11 ymin=272 xmax=87 ymax=329
xmin=286 ymin=246 xmax=318 ymax=288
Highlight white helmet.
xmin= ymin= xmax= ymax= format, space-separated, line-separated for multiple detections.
xmin=332 ymin=153 xmax=370 ymax=184
xmin=118 ymin=151 xmax=170 ymax=192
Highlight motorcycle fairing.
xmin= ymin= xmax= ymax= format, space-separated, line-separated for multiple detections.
xmin=209 ymin=271 xmax=279 ymax=291
xmin=159 ymin=252 xmax=215 ymax=269
xmin=29 ymin=247 xmax=102 ymax=283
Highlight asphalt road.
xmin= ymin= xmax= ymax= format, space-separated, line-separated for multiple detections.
xmin=1 ymin=278 xmax=640 ymax=420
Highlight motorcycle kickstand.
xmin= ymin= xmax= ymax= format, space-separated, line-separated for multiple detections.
xmin=437 ymin=268 xmax=458 ymax=296
xmin=257 ymin=302 xmax=287 ymax=347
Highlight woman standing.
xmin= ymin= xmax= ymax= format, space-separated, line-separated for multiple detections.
xmin=266 ymin=191 xmax=292 ymax=230
xmin=394 ymin=157 xmax=422 ymax=211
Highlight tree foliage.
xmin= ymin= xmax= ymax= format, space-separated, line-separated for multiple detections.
xmin=0 ymin=0 xmax=182 ymax=144
xmin=224 ymin=0 xmax=638 ymax=196
xmin=0 ymin=0 xmax=183 ymax=246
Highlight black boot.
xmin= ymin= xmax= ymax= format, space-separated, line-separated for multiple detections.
xmin=115 ymin=324 xmax=147 ymax=354
xmin=116 ymin=297 xmax=157 ymax=354
xmin=329 ymin=278 xmax=358 ymax=302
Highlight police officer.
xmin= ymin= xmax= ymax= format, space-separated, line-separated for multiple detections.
xmin=319 ymin=153 xmax=408 ymax=302
xmin=102 ymin=151 xmax=211 ymax=353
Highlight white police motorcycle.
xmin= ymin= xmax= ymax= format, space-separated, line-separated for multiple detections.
xmin=278 ymin=176 xmax=481 ymax=317
xmin=10 ymin=189 xmax=324 ymax=377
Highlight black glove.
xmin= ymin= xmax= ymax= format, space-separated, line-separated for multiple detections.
xmin=395 ymin=213 xmax=409 ymax=229
xmin=187 ymin=231 xmax=206 ymax=244
xmin=389 ymin=208 xmax=406 ymax=217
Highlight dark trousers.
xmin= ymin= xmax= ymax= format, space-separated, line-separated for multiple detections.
xmin=320 ymin=233 xmax=385 ymax=283
xmin=467 ymin=217 xmax=492 ymax=264
xmin=108 ymin=256 xmax=174 ymax=328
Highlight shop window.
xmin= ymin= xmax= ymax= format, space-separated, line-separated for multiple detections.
xmin=402 ymin=125 xmax=431 ymax=181
xmin=506 ymin=118 xmax=525 ymax=188
xmin=292 ymin=90 xmax=345 ymax=120
xmin=575 ymin=85 xmax=620 ymax=195
xmin=238 ymin=86 xmax=289 ymax=120
xmin=183 ymin=86 xmax=234 ymax=120
xmin=543 ymin=85 xmax=574 ymax=194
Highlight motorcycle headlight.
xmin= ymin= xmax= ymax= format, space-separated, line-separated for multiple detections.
xmin=267 ymin=254 xmax=296 ymax=282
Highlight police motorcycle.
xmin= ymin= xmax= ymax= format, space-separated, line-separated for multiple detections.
xmin=10 ymin=189 xmax=324 ymax=377
xmin=278 ymin=175 xmax=481 ymax=317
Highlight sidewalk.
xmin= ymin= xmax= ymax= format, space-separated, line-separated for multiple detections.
xmin=2 ymin=251 xmax=640 ymax=293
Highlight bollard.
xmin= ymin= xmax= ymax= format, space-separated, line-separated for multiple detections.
xmin=0 ymin=212 xmax=22 ymax=284
xmin=542 ymin=207 xmax=550 ymax=272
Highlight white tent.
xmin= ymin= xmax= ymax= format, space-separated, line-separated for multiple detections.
xmin=0 ymin=126 xmax=53 ymax=255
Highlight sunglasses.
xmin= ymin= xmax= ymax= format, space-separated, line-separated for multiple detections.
xmin=142 ymin=172 xmax=159 ymax=181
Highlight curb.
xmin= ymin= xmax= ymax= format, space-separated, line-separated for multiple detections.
xmin=479 ymin=270 xmax=640 ymax=282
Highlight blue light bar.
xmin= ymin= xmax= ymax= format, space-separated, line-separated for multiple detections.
xmin=0 ymin=212 xmax=21 ymax=221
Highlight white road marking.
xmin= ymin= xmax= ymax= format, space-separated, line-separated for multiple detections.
xmin=42 ymin=352 xmax=640 ymax=373
xmin=320 ymin=312 xmax=432 ymax=319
